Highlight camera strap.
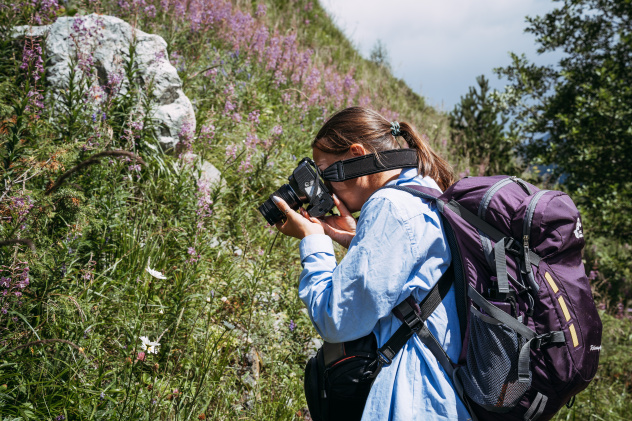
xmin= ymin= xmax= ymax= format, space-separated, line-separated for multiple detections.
xmin=321 ymin=149 xmax=418 ymax=182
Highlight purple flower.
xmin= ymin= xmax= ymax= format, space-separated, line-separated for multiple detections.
xmin=245 ymin=133 xmax=259 ymax=148
xmin=289 ymin=320 xmax=296 ymax=332
xmin=255 ymin=3 xmax=267 ymax=18
xmin=248 ymin=110 xmax=260 ymax=125
xmin=238 ymin=156 xmax=253 ymax=173
xmin=271 ymin=125 xmax=283 ymax=136
xmin=224 ymin=100 xmax=235 ymax=114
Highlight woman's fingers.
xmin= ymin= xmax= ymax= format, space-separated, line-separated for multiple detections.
xmin=299 ymin=208 xmax=320 ymax=224
xmin=272 ymin=196 xmax=296 ymax=222
xmin=332 ymin=194 xmax=352 ymax=217
xmin=271 ymin=196 xmax=325 ymax=239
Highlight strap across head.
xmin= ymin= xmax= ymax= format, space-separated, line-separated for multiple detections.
xmin=320 ymin=149 xmax=418 ymax=182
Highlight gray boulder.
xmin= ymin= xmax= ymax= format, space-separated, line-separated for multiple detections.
xmin=13 ymin=14 xmax=194 ymax=150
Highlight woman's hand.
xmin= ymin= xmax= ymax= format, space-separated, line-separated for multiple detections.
xmin=272 ymin=196 xmax=325 ymax=240
xmin=273 ymin=195 xmax=357 ymax=248
xmin=316 ymin=194 xmax=357 ymax=248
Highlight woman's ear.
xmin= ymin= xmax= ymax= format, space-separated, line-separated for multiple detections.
xmin=349 ymin=143 xmax=369 ymax=157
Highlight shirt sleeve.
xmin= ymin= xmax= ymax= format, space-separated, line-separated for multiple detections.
xmin=298 ymin=195 xmax=444 ymax=343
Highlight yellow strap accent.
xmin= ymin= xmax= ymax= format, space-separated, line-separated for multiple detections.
xmin=569 ymin=323 xmax=579 ymax=347
xmin=558 ymin=296 xmax=571 ymax=322
xmin=545 ymin=272 xmax=559 ymax=293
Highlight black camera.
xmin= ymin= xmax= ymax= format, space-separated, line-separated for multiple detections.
xmin=258 ymin=158 xmax=335 ymax=226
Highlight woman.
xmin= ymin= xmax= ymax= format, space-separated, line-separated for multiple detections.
xmin=273 ymin=107 xmax=469 ymax=420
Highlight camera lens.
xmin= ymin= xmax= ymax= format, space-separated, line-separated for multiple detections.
xmin=258 ymin=184 xmax=301 ymax=225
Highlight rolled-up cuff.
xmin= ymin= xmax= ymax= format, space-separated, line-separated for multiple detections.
xmin=299 ymin=234 xmax=334 ymax=262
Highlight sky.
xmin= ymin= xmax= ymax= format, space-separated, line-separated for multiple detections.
xmin=320 ymin=0 xmax=563 ymax=112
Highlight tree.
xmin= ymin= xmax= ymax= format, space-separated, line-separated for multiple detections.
xmin=496 ymin=0 xmax=632 ymax=241
xmin=369 ymin=39 xmax=391 ymax=69
xmin=449 ymin=74 xmax=520 ymax=176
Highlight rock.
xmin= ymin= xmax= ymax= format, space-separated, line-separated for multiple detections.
xmin=182 ymin=152 xmax=223 ymax=187
xmin=13 ymin=14 xmax=195 ymax=150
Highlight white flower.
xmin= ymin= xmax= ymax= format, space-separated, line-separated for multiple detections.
xmin=159 ymin=309 xmax=164 ymax=314
xmin=146 ymin=258 xmax=167 ymax=280
xmin=206 ymin=297 xmax=211 ymax=303
xmin=139 ymin=336 xmax=160 ymax=354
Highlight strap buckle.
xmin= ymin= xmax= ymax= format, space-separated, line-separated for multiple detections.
xmin=403 ymin=311 xmax=423 ymax=332
xmin=531 ymin=333 xmax=552 ymax=349
xmin=504 ymin=237 xmax=523 ymax=257
xmin=377 ymin=350 xmax=392 ymax=366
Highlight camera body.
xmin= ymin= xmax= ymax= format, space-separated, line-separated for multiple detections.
xmin=258 ymin=158 xmax=335 ymax=226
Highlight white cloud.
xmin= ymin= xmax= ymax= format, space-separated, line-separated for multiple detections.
xmin=321 ymin=0 xmax=562 ymax=110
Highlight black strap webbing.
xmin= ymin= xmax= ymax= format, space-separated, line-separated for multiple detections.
xmin=321 ymin=149 xmax=418 ymax=182
xmin=377 ymin=265 xmax=454 ymax=366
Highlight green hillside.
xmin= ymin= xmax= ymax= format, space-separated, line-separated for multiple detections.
xmin=0 ymin=0 xmax=629 ymax=420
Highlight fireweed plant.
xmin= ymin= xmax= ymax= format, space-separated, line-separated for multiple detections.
xmin=0 ymin=0 xmax=629 ymax=420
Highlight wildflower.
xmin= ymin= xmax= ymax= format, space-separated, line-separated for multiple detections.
xmin=137 ymin=351 xmax=146 ymax=362
xmin=271 ymin=125 xmax=283 ymax=136
xmin=139 ymin=336 xmax=160 ymax=354
xmin=248 ymin=110 xmax=260 ymax=125
xmin=159 ymin=309 xmax=164 ymax=314
xmin=289 ymin=320 xmax=296 ymax=332
xmin=206 ymin=296 xmax=211 ymax=303
xmin=255 ymin=3 xmax=267 ymax=18
xmin=55 ymin=416 xmax=65 ymax=421
xmin=146 ymin=259 xmax=167 ymax=280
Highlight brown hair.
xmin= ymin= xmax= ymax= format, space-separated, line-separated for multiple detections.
xmin=312 ymin=107 xmax=455 ymax=191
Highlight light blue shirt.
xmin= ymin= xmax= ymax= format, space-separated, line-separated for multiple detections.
xmin=298 ymin=167 xmax=470 ymax=420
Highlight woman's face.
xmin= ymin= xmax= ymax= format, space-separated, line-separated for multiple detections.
xmin=312 ymin=147 xmax=373 ymax=213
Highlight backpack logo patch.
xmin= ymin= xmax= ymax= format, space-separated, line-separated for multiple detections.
xmin=574 ymin=218 xmax=584 ymax=239
xmin=590 ymin=345 xmax=601 ymax=352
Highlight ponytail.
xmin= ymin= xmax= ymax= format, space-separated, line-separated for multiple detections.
xmin=398 ymin=122 xmax=455 ymax=191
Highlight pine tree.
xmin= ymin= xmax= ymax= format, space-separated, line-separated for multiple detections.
xmin=449 ymin=75 xmax=518 ymax=176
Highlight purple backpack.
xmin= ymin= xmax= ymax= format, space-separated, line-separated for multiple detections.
xmin=386 ymin=175 xmax=602 ymax=421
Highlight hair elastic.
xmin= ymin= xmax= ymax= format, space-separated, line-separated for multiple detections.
xmin=390 ymin=121 xmax=401 ymax=137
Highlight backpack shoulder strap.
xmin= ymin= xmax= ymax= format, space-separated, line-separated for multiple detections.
xmin=376 ymin=265 xmax=455 ymax=374
xmin=382 ymin=183 xmax=468 ymax=341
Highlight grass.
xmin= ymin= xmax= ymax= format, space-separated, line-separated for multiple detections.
xmin=0 ymin=0 xmax=629 ymax=420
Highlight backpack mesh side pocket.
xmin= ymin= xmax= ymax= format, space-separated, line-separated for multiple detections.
xmin=458 ymin=306 xmax=531 ymax=412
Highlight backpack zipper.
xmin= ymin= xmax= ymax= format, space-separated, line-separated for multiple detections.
xmin=522 ymin=189 xmax=550 ymax=293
